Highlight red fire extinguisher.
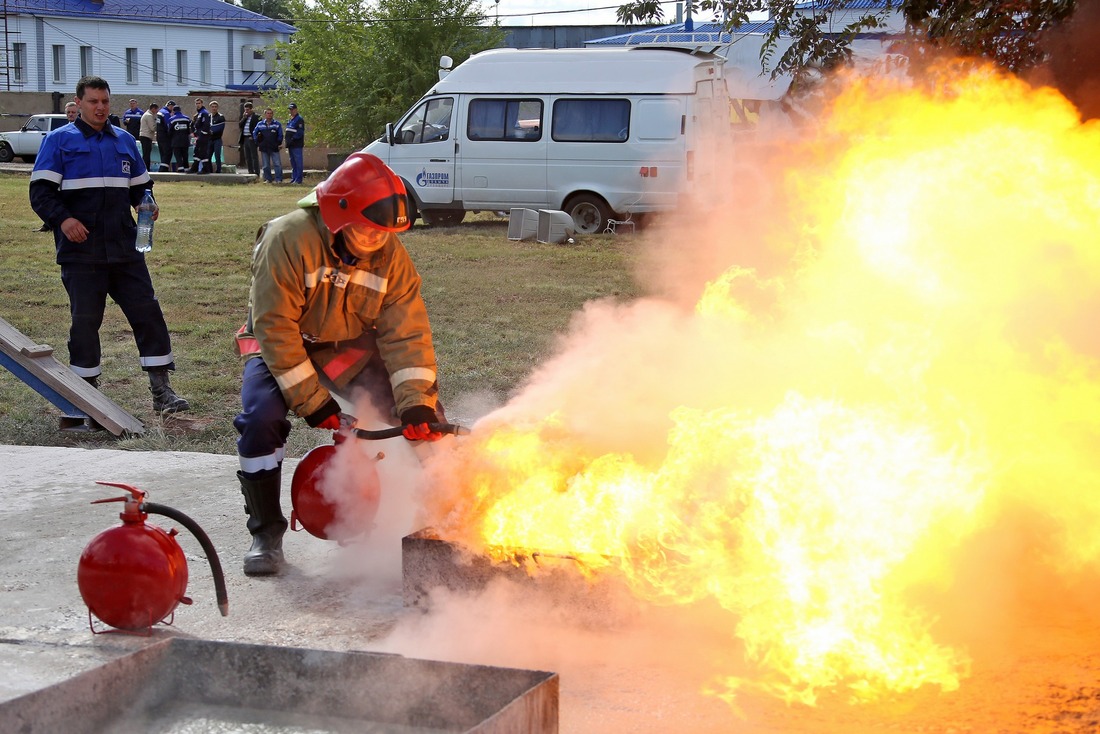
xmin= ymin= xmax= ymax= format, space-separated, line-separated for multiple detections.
xmin=77 ymin=481 xmax=229 ymax=633
xmin=290 ymin=423 xmax=469 ymax=543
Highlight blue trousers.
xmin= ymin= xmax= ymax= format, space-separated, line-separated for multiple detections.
xmin=261 ymin=150 xmax=282 ymax=183
xmin=60 ymin=260 xmax=174 ymax=379
xmin=288 ymin=147 xmax=303 ymax=184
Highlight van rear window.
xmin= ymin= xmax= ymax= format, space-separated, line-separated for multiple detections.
xmin=467 ymin=99 xmax=542 ymax=141
xmin=551 ymin=99 xmax=630 ymax=143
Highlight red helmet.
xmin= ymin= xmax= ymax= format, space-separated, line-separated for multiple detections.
xmin=317 ymin=152 xmax=410 ymax=233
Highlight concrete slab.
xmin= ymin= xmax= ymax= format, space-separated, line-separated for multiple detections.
xmin=149 ymin=171 xmax=257 ymax=185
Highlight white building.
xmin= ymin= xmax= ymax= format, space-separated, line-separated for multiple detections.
xmin=1 ymin=0 xmax=294 ymax=95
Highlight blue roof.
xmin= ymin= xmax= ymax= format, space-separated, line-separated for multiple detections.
xmin=6 ymin=0 xmax=295 ymax=34
xmin=588 ymin=20 xmax=777 ymax=46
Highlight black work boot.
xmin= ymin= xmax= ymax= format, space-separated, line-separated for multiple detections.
xmin=148 ymin=369 xmax=190 ymax=414
xmin=238 ymin=470 xmax=288 ymax=576
xmin=82 ymin=375 xmax=99 ymax=389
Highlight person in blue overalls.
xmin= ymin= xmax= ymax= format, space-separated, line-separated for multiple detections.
xmin=208 ymin=100 xmax=226 ymax=173
xmin=168 ymin=104 xmax=192 ymax=172
xmin=284 ymin=103 xmax=306 ymax=184
xmin=28 ymin=75 xmax=189 ymax=415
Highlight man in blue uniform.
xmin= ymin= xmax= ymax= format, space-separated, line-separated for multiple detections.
xmin=284 ymin=103 xmax=305 ymax=184
xmin=169 ymin=104 xmax=192 ymax=173
xmin=29 ymin=75 xmax=189 ymax=415
xmin=190 ymin=98 xmax=212 ymax=174
xmin=253 ymin=107 xmax=283 ymax=184
xmin=122 ymin=98 xmax=143 ymax=139
xmin=208 ymin=100 xmax=226 ymax=173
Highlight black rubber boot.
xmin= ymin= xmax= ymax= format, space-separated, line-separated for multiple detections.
xmin=238 ymin=469 xmax=288 ymax=576
xmin=148 ymin=369 xmax=190 ymax=414
xmin=82 ymin=375 xmax=99 ymax=389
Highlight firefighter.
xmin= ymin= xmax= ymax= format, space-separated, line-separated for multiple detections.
xmin=233 ymin=152 xmax=444 ymax=576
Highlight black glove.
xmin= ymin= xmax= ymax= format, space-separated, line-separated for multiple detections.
xmin=305 ymin=398 xmax=341 ymax=428
xmin=400 ymin=405 xmax=442 ymax=442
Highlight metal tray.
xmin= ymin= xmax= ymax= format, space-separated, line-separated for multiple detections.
xmin=0 ymin=637 xmax=557 ymax=734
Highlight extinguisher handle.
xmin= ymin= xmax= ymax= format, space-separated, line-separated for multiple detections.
xmin=351 ymin=422 xmax=470 ymax=440
xmin=94 ymin=481 xmax=146 ymax=501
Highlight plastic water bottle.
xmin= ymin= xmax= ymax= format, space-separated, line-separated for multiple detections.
xmin=135 ymin=189 xmax=155 ymax=253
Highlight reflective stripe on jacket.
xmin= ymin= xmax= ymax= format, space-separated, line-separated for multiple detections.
xmin=237 ymin=206 xmax=438 ymax=420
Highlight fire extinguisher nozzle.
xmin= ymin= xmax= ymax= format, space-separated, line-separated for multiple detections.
xmin=218 ymin=602 xmax=229 ymax=617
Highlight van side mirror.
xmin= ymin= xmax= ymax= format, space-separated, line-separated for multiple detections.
xmin=386 ymin=122 xmax=396 ymax=146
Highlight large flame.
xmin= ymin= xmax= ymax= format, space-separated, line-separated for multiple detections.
xmin=425 ymin=62 xmax=1100 ymax=705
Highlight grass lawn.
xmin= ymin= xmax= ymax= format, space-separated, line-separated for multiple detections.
xmin=0 ymin=175 xmax=640 ymax=455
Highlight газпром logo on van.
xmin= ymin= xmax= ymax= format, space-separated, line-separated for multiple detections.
xmin=416 ymin=168 xmax=449 ymax=187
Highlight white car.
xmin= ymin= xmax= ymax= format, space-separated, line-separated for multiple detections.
xmin=0 ymin=114 xmax=70 ymax=163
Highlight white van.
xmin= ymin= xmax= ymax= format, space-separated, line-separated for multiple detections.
xmin=364 ymin=47 xmax=733 ymax=232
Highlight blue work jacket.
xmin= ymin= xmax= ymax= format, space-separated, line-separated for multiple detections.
xmin=29 ymin=118 xmax=153 ymax=265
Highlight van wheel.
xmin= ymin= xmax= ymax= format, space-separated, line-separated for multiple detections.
xmin=404 ymin=192 xmax=420 ymax=225
xmin=421 ymin=209 xmax=465 ymax=227
xmin=564 ymin=194 xmax=612 ymax=235
xmin=0 ymin=144 xmax=12 ymax=163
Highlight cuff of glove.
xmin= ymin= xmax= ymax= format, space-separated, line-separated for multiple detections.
xmin=305 ymin=398 xmax=341 ymax=428
xmin=400 ymin=405 xmax=438 ymax=426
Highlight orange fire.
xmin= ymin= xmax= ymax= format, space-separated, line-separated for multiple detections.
xmin=425 ymin=62 xmax=1100 ymax=705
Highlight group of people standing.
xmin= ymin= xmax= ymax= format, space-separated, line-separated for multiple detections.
xmin=117 ymin=97 xmax=304 ymax=182
xmin=127 ymin=97 xmax=227 ymax=174
xmin=238 ymin=101 xmax=307 ymax=184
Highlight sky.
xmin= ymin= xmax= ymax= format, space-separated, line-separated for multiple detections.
xmin=481 ymin=0 xmax=684 ymax=26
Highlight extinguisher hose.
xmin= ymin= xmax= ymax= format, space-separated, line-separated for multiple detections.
xmin=143 ymin=502 xmax=230 ymax=617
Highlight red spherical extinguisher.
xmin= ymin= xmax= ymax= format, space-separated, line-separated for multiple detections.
xmin=77 ymin=481 xmax=229 ymax=633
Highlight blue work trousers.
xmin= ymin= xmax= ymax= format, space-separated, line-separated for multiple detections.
xmin=288 ymin=147 xmax=303 ymax=184
xmin=60 ymin=260 xmax=174 ymax=379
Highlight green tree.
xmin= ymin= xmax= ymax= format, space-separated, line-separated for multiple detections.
xmin=616 ymin=0 xmax=1079 ymax=88
xmin=901 ymin=0 xmax=1076 ymax=73
xmin=274 ymin=0 xmax=502 ymax=149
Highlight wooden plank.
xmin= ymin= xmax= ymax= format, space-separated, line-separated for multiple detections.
xmin=0 ymin=317 xmax=144 ymax=436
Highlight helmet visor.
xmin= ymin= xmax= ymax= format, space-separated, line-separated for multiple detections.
xmin=359 ymin=193 xmax=409 ymax=231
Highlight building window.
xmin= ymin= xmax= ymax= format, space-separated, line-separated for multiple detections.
xmin=80 ymin=46 xmax=93 ymax=77
xmin=125 ymin=48 xmax=138 ymax=84
xmin=551 ymin=99 xmax=631 ymax=143
xmin=151 ymin=49 xmax=164 ymax=84
xmin=176 ymin=50 xmax=187 ymax=84
xmin=12 ymin=43 xmax=26 ymax=84
xmin=52 ymin=45 xmax=65 ymax=84
xmin=200 ymin=50 xmax=211 ymax=85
